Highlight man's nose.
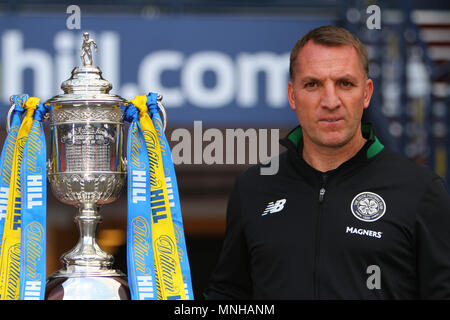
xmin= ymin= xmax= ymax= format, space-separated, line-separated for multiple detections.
xmin=320 ymin=83 xmax=341 ymax=110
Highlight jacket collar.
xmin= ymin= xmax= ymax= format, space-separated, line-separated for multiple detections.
xmin=279 ymin=123 xmax=384 ymax=182
xmin=282 ymin=123 xmax=384 ymax=160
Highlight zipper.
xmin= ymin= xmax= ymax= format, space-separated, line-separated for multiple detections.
xmin=318 ymin=174 xmax=328 ymax=203
xmin=313 ymin=174 xmax=328 ymax=299
xmin=319 ymin=188 xmax=326 ymax=202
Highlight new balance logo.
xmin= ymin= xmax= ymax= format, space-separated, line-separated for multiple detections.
xmin=262 ymin=199 xmax=286 ymax=216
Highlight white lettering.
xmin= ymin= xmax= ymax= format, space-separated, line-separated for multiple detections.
xmin=0 ymin=187 xmax=9 ymax=220
xmin=166 ymin=177 xmax=175 ymax=207
xmin=66 ymin=5 xmax=81 ymax=30
xmin=54 ymin=31 xmax=76 ymax=94
xmin=1 ymin=30 xmax=290 ymax=110
xmin=237 ymin=52 xmax=289 ymax=108
xmin=366 ymin=5 xmax=381 ymax=30
xmin=218 ymin=304 xmax=275 ymax=315
xmin=137 ymin=275 xmax=154 ymax=300
xmin=138 ymin=50 xmax=184 ymax=107
xmin=182 ymin=51 xmax=234 ymax=108
xmin=27 ymin=175 xmax=43 ymax=209
xmin=24 ymin=280 xmax=41 ymax=300
xmin=2 ymin=30 xmax=53 ymax=103
xmin=174 ymin=304 xmax=209 ymax=317
xmin=99 ymin=32 xmax=120 ymax=94
xmin=132 ymin=170 xmax=147 ymax=203
xmin=346 ymin=226 xmax=383 ymax=239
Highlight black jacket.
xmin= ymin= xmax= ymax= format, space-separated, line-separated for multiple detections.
xmin=206 ymin=124 xmax=450 ymax=299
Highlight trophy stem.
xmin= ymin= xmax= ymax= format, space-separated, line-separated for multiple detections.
xmin=60 ymin=202 xmax=114 ymax=272
xmin=46 ymin=202 xmax=130 ymax=299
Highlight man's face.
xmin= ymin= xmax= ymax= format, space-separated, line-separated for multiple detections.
xmin=287 ymin=40 xmax=373 ymax=150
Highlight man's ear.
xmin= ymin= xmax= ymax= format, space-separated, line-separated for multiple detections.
xmin=363 ymin=78 xmax=374 ymax=110
xmin=287 ymin=81 xmax=296 ymax=111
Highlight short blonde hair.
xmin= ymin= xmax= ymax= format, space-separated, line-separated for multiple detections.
xmin=289 ymin=25 xmax=369 ymax=80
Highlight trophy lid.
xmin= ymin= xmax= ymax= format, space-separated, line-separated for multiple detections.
xmin=46 ymin=33 xmax=128 ymax=105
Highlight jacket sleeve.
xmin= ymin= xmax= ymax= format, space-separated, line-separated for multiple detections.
xmin=205 ymin=180 xmax=252 ymax=299
xmin=416 ymin=177 xmax=450 ymax=298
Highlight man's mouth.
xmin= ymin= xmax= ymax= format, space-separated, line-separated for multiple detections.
xmin=319 ymin=118 xmax=343 ymax=123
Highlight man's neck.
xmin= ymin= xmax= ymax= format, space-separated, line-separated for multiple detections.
xmin=302 ymin=135 xmax=367 ymax=173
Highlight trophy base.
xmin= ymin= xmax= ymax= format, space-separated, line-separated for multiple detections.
xmin=46 ymin=271 xmax=130 ymax=300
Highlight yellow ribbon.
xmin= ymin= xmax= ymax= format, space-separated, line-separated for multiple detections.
xmin=0 ymin=97 xmax=39 ymax=300
xmin=130 ymin=96 xmax=186 ymax=300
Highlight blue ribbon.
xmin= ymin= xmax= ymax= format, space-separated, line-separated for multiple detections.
xmin=146 ymin=92 xmax=194 ymax=300
xmin=122 ymin=93 xmax=193 ymax=300
xmin=19 ymin=102 xmax=51 ymax=300
xmin=123 ymin=103 xmax=157 ymax=300
xmin=0 ymin=95 xmax=49 ymax=300
xmin=0 ymin=95 xmax=27 ymax=253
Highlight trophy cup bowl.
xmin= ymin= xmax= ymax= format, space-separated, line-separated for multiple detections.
xmin=44 ymin=34 xmax=131 ymax=300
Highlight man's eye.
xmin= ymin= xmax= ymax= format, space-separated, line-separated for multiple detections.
xmin=305 ymin=82 xmax=317 ymax=88
xmin=341 ymin=81 xmax=353 ymax=87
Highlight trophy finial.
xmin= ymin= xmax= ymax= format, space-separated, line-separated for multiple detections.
xmin=80 ymin=32 xmax=98 ymax=66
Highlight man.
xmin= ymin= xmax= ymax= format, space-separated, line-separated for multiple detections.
xmin=80 ymin=32 xmax=98 ymax=66
xmin=206 ymin=25 xmax=450 ymax=299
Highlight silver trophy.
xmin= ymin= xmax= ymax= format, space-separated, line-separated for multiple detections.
xmin=44 ymin=33 xmax=130 ymax=299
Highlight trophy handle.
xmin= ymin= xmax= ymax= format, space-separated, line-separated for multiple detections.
xmin=156 ymin=94 xmax=167 ymax=133
xmin=6 ymin=96 xmax=15 ymax=134
xmin=6 ymin=96 xmax=50 ymax=133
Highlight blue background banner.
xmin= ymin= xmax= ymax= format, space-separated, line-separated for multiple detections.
xmin=0 ymin=15 xmax=333 ymax=126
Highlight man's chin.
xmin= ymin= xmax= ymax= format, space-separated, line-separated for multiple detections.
xmin=315 ymin=134 xmax=350 ymax=149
